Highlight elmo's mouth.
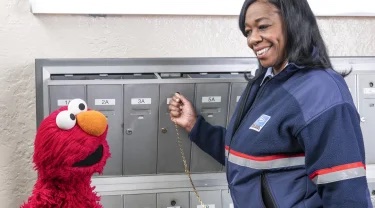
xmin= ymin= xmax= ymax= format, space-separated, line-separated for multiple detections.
xmin=73 ymin=145 xmax=103 ymax=167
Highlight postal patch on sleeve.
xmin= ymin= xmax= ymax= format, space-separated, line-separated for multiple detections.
xmin=249 ymin=114 xmax=271 ymax=132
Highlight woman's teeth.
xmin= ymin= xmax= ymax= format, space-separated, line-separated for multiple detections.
xmin=256 ymin=47 xmax=270 ymax=56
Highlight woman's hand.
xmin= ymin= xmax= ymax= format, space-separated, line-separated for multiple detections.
xmin=168 ymin=92 xmax=197 ymax=133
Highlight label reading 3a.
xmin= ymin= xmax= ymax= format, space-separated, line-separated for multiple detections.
xmin=197 ymin=205 xmax=215 ymax=208
xmin=131 ymin=98 xmax=151 ymax=105
xmin=202 ymin=96 xmax=221 ymax=103
xmin=95 ymin=99 xmax=115 ymax=106
xmin=57 ymin=99 xmax=72 ymax=106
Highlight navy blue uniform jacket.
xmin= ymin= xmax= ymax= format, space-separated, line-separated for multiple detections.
xmin=189 ymin=63 xmax=373 ymax=207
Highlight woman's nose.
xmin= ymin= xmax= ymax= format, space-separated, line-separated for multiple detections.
xmin=248 ymin=30 xmax=262 ymax=48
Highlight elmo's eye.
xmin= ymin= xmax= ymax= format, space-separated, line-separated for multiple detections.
xmin=56 ymin=110 xmax=76 ymax=130
xmin=68 ymin=99 xmax=87 ymax=115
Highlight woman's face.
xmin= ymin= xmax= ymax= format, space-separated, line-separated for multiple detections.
xmin=244 ymin=1 xmax=287 ymax=73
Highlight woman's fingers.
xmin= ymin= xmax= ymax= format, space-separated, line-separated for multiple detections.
xmin=169 ymin=105 xmax=180 ymax=116
xmin=169 ymin=98 xmax=181 ymax=109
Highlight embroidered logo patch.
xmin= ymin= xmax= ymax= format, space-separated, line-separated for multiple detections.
xmin=249 ymin=114 xmax=271 ymax=132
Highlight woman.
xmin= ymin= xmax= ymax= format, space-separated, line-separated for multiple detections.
xmin=169 ymin=0 xmax=372 ymax=207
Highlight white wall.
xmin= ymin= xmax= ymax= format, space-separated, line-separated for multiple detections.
xmin=0 ymin=0 xmax=374 ymax=207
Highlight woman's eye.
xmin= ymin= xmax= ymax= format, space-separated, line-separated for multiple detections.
xmin=259 ymin=25 xmax=269 ymax=30
xmin=245 ymin=30 xmax=252 ymax=37
xmin=67 ymin=98 xmax=88 ymax=115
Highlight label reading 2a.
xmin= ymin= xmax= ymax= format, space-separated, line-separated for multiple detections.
xmin=95 ymin=99 xmax=115 ymax=106
xmin=131 ymin=98 xmax=151 ymax=105
xmin=202 ymin=96 xmax=221 ymax=103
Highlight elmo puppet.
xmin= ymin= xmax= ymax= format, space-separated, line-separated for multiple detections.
xmin=21 ymin=98 xmax=110 ymax=208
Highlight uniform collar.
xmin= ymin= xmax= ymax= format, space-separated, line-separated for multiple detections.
xmin=260 ymin=67 xmax=274 ymax=86
xmin=260 ymin=62 xmax=291 ymax=86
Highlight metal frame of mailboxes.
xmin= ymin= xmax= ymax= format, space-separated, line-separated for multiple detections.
xmin=35 ymin=57 xmax=375 ymax=207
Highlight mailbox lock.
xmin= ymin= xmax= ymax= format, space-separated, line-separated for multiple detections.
xmin=170 ymin=200 xmax=177 ymax=206
xmin=161 ymin=128 xmax=168 ymax=133
xmin=126 ymin=129 xmax=133 ymax=135
xmin=370 ymin=82 xmax=374 ymax=87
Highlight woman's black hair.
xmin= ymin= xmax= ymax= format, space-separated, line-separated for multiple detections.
xmin=239 ymin=0 xmax=350 ymax=80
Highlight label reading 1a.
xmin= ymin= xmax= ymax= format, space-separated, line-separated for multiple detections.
xmin=131 ymin=98 xmax=151 ymax=105
xmin=202 ymin=96 xmax=221 ymax=103
xmin=57 ymin=99 xmax=72 ymax=106
xmin=95 ymin=99 xmax=115 ymax=106
xmin=197 ymin=205 xmax=215 ymax=208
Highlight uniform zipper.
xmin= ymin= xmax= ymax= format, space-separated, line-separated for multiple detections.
xmin=261 ymin=173 xmax=277 ymax=208
xmin=225 ymin=76 xmax=271 ymax=189
xmin=226 ymin=80 xmax=254 ymax=190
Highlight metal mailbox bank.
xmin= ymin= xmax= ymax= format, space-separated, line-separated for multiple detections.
xmin=35 ymin=57 xmax=375 ymax=208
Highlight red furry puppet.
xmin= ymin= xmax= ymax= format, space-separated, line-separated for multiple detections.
xmin=21 ymin=99 xmax=110 ymax=208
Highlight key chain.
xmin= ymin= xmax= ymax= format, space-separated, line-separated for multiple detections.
xmin=174 ymin=121 xmax=207 ymax=208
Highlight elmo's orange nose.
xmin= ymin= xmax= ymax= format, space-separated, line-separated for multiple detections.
xmin=76 ymin=110 xmax=107 ymax=136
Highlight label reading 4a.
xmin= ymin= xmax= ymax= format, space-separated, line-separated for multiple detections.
xmin=131 ymin=98 xmax=152 ymax=105
xmin=202 ymin=96 xmax=221 ymax=103
xmin=197 ymin=205 xmax=215 ymax=208
xmin=95 ymin=99 xmax=115 ymax=106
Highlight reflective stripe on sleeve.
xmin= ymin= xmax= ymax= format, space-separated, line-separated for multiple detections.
xmin=225 ymin=146 xmax=305 ymax=169
xmin=309 ymin=162 xmax=366 ymax=184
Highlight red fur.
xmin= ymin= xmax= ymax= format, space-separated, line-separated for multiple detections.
xmin=22 ymin=106 xmax=110 ymax=208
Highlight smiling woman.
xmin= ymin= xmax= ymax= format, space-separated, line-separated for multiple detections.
xmin=169 ymin=0 xmax=373 ymax=207
xmin=239 ymin=0 xmax=335 ymax=77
